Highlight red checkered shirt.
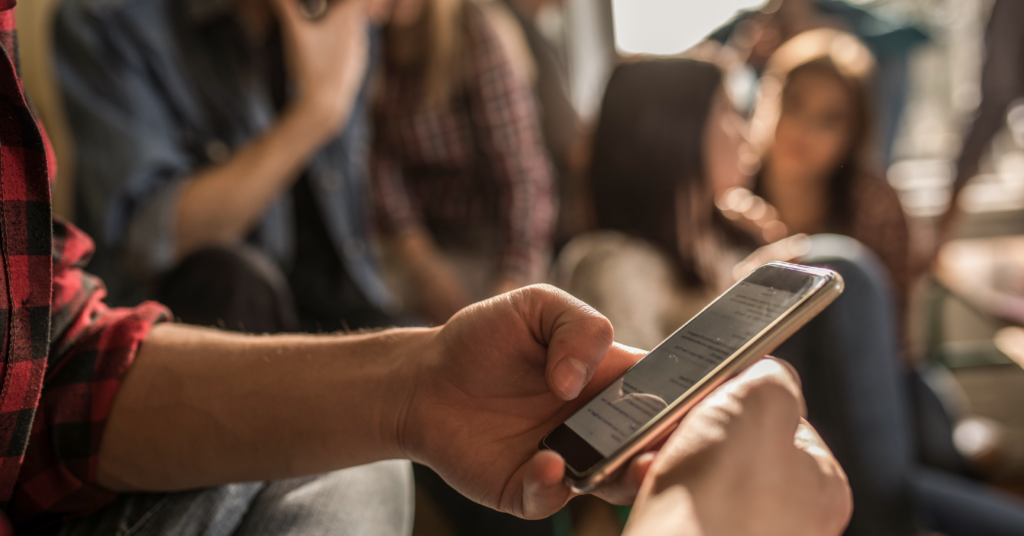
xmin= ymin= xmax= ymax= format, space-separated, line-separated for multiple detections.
xmin=0 ymin=4 xmax=169 ymax=533
xmin=372 ymin=5 xmax=555 ymax=281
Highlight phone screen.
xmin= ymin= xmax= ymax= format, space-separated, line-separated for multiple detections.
xmin=548 ymin=265 xmax=822 ymax=472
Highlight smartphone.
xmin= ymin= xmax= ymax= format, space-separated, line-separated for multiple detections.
xmin=540 ymin=261 xmax=844 ymax=493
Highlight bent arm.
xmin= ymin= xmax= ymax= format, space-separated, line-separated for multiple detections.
xmin=97 ymin=323 xmax=431 ymax=492
xmin=173 ymin=103 xmax=338 ymax=259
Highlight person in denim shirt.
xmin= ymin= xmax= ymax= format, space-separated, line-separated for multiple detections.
xmin=55 ymin=0 xmax=398 ymax=333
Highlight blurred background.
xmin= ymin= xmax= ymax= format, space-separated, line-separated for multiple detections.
xmin=20 ymin=0 xmax=1024 ymax=535
xmin=19 ymin=0 xmax=1006 ymax=238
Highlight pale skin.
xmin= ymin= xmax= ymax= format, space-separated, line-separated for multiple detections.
xmin=98 ymin=285 xmax=851 ymax=533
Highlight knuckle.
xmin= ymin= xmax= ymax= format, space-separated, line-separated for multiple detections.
xmin=521 ymin=283 xmax=561 ymax=301
xmin=763 ymin=356 xmax=802 ymax=387
xmin=589 ymin=313 xmax=614 ymax=345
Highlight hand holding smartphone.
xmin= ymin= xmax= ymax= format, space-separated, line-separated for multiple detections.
xmin=541 ymin=261 xmax=844 ymax=492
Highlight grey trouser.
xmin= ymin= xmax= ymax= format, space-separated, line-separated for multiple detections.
xmin=56 ymin=461 xmax=413 ymax=536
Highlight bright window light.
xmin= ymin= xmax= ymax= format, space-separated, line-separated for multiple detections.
xmin=612 ymin=0 xmax=768 ymax=56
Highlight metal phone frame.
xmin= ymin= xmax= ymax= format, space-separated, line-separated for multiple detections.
xmin=552 ymin=261 xmax=845 ymax=493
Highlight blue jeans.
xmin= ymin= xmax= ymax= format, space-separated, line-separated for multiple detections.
xmin=55 ymin=460 xmax=413 ymax=536
xmin=780 ymin=235 xmax=1024 ymax=535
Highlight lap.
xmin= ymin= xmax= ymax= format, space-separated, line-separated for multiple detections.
xmin=57 ymin=461 xmax=413 ymax=536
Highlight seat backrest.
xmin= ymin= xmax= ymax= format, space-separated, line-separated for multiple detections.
xmin=16 ymin=0 xmax=76 ymax=220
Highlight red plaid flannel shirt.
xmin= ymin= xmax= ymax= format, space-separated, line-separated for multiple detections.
xmin=0 ymin=4 xmax=169 ymax=533
xmin=372 ymin=4 xmax=555 ymax=281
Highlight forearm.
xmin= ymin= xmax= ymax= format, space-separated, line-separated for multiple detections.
xmin=174 ymin=103 xmax=337 ymax=259
xmin=97 ymin=322 xmax=431 ymax=492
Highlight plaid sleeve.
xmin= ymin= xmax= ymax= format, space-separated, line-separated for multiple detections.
xmin=10 ymin=218 xmax=169 ymax=525
xmin=372 ymin=137 xmax=423 ymax=235
xmin=464 ymin=7 xmax=555 ymax=281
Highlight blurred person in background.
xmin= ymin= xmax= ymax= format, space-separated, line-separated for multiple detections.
xmin=372 ymin=0 xmax=555 ymax=327
xmin=709 ymin=0 xmax=927 ymax=163
xmin=495 ymin=0 xmax=590 ymax=247
xmin=557 ymin=59 xmax=767 ymax=349
xmin=555 ymin=56 xmax=1024 ymax=536
xmin=750 ymin=28 xmax=921 ymax=339
xmin=943 ymin=0 xmax=1024 ymax=240
xmin=371 ymin=0 xmax=556 ymax=533
xmin=55 ymin=0 xmax=400 ymax=334
xmin=0 ymin=7 xmax=857 ymax=535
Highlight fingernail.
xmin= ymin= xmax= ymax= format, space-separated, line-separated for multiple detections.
xmin=554 ymin=357 xmax=589 ymax=400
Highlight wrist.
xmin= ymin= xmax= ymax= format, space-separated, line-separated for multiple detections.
xmin=285 ymin=95 xmax=350 ymax=146
xmin=388 ymin=326 xmax=443 ymax=463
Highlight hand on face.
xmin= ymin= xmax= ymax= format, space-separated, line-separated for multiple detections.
xmin=270 ymin=0 xmax=370 ymax=137
xmin=625 ymin=358 xmax=852 ymax=536
xmin=400 ymin=285 xmax=651 ymax=518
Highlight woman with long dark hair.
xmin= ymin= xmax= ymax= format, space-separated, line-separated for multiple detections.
xmin=557 ymin=57 xmax=787 ymax=349
xmin=751 ymin=28 xmax=920 ymax=330
xmin=558 ymin=56 xmax=1024 ymax=536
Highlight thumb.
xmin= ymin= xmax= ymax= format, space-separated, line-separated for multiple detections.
xmin=520 ymin=449 xmax=573 ymax=519
xmin=514 ymin=285 xmax=614 ymax=401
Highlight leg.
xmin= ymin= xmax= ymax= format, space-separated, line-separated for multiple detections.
xmin=158 ymin=245 xmax=300 ymax=333
xmin=913 ymin=467 xmax=1024 ymax=536
xmin=55 ymin=483 xmax=264 ymax=536
xmin=232 ymin=460 xmax=414 ymax=536
xmin=413 ymin=464 xmax=555 ymax=536
xmin=55 ymin=462 xmax=413 ymax=536
xmin=779 ymin=235 xmax=1024 ymax=535
xmin=774 ymin=234 xmax=916 ymax=535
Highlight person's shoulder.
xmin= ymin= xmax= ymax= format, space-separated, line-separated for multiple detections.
xmin=472 ymin=0 xmax=535 ymax=84
xmin=462 ymin=1 xmax=507 ymax=45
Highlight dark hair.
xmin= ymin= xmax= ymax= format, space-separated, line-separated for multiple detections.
xmin=589 ymin=58 xmax=725 ymax=288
